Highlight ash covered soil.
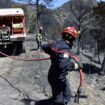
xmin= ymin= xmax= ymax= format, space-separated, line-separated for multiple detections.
xmin=0 ymin=35 xmax=105 ymax=105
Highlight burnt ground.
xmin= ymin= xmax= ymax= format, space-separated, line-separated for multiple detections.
xmin=0 ymin=35 xmax=105 ymax=105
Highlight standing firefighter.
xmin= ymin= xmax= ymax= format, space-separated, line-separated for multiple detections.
xmin=36 ymin=27 xmax=43 ymax=50
xmin=42 ymin=27 xmax=80 ymax=105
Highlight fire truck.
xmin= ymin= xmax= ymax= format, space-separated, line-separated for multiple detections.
xmin=0 ymin=8 xmax=26 ymax=53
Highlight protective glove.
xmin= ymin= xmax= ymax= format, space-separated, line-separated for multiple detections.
xmin=73 ymin=62 xmax=80 ymax=70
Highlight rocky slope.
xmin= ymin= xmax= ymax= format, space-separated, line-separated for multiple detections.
xmin=0 ymin=35 xmax=105 ymax=105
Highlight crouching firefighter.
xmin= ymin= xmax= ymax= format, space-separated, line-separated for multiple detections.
xmin=41 ymin=27 xmax=80 ymax=105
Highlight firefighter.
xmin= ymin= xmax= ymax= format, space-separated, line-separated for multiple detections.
xmin=42 ymin=27 xmax=80 ymax=105
xmin=36 ymin=27 xmax=43 ymax=50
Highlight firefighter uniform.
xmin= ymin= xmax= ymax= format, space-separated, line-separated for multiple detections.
xmin=42 ymin=39 xmax=74 ymax=105
xmin=36 ymin=33 xmax=43 ymax=50
xmin=42 ymin=27 xmax=80 ymax=105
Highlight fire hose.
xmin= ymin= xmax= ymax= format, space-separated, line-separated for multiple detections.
xmin=0 ymin=49 xmax=84 ymax=103
xmin=50 ymin=48 xmax=84 ymax=103
xmin=0 ymin=51 xmax=50 ymax=61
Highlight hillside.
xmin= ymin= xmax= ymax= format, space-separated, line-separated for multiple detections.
xmin=0 ymin=0 xmax=105 ymax=105
xmin=0 ymin=35 xmax=105 ymax=105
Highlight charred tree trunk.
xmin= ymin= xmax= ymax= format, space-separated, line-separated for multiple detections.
xmin=77 ymin=38 xmax=80 ymax=55
xmin=77 ymin=23 xmax=81 ymax=55
xmin=36 ymin=0 xmax=40 ymax=32
xmin=100 ymin=53 xmax=105 ymax=75
xmin=97 ymin=45 xmax=101 ymax=64
xmin=94 ymin=42 xmax=101 ymax=64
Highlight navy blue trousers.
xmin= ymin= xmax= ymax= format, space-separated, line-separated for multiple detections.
xmin=48 ymin=68 xmax=71 ymax=104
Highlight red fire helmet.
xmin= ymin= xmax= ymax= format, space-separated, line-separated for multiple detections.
xmin=61 ymin=27 xmax=78 ymax=39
